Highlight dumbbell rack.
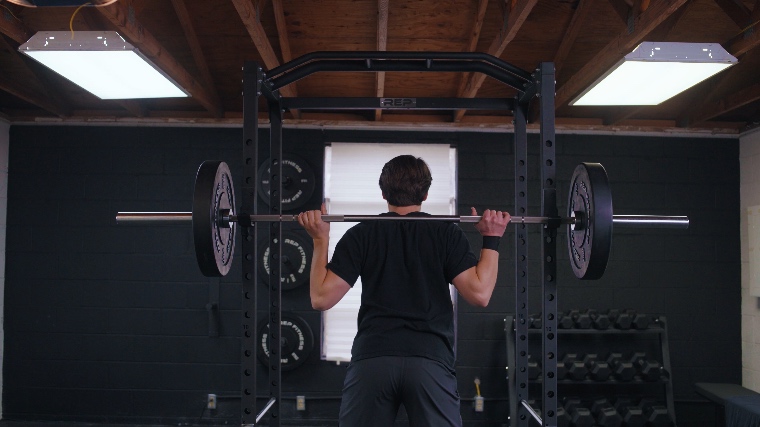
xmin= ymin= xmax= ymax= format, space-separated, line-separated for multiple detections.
xmin=505 ymin=314 xmax=676 ymax=426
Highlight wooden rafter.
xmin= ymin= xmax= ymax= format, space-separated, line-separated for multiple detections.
xmin=231 ymin=0 xmax=295 ymax=98
xmin=554 ymin=0 xmax=689 ymax=109
xmin=0 ymin=5 xmax=31 ymax=43
xmin=679 ymin=51 xmax=760 ymax=126
xmin=554 ymin=0 xmax=594 ymax=77
xmin=688 ymin=82 xmax=760 ymax=124
xmin=714 ymin=0 xmax=752 ymax=28
xmin=606 ymin=0 xmax=631 ymax=24
xmin=455 ymin=0 xmax=489 ymax=101
xmin=728 ymin=0 xmax=760 ymax=56
xmin=272 ymin=0 xmax=293 ymax=65
xmin=171 ymin=0 xmax=223 ymax=118
xmin=97 ymin=0 xmax=222 ymax=116
xmin=676 ymin=1 xmax=760 ymax=127
xmin=231 ymin=0 xmax=299 ymax=118
xmin=0 ymin=34 xmax=68 ymax=117
xmin=270 ymin=0 xmax=300 ymax=118
xmin=374 ymin=0 xmax=389 ymax=121
xmin=453 ymin=0 xmax=538 ymax=122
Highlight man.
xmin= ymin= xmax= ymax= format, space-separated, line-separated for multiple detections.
xmin=297 ymin=154 xmax=510 ymax=427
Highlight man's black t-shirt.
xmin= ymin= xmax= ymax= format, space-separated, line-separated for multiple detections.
xmin=326 ymin=211 xmax=478 ymax=370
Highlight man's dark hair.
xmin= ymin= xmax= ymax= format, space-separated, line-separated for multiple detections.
xmin=378 ymin=155 xmax=432 ymax=207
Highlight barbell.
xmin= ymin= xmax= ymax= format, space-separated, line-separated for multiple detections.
xmin=116 ymin=160 xmax=689 ymax=279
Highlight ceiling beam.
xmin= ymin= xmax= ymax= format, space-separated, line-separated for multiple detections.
xmin=676 ymin=1 xmax=760 ymax=127
xmin=270 ymin=0 xmax=300 ymax=119
xmin=97 ymin=0 xmax=221 ymax=116
xmin=374 ymin=0 xmax=389 ymax=121
xmin=454 ymin=0 xmax=489 ymax=101
xmin=272 ymin=0 xmax=293 ymax=65
xmin=606 ymin=0 xmax=631 ymax=24
xmin=231 ymin=0 xmax=297 ymax=100
xmin=554 ymin=0 xmax=594 ymax=78
xmin=688 ymin=81 xmax=760 ymax=125
xmin=727 ymin=0 xmax=760 ymax=56
xmin=554 ymin=0 xmax=689 ymax=109
xmin=171 ymin=0 xmax=223 ymax=118
xmin=0 ymin=34 xmax=68 ymax=117
xmin=453 ymin=0 xmax=538 ymax=122
xmin=0 ymin=4 xmax=32 ymax=43
xmin=713 ymin=0 xmax=752 ymax=28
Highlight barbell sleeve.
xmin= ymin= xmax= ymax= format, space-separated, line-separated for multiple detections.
xmin=116 ymin=212 xmax=192 ymax=223
xmin=116 ymin=212 xmax=689 ymax=229
xmin=611 ymin=215 xmax=689 ymax=229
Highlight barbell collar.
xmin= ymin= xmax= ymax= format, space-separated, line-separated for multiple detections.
xmin=117 ymin=212 xmax=689 ymax=229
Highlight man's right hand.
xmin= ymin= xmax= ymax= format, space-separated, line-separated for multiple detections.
xmin=471 ymin=207 xmax=510 ymax=237
xmin=298 ymin=203 xmax=331 ymax=241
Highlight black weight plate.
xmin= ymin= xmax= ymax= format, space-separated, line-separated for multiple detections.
xmin=257 ymin=153 xmax=316 ymax=211
xmin=193 ymin=161 xmax=236 ymax=277
xmin=258 ymin=231 xmax=312 ymax=291
xmin=567 ymin=162 xmax=613 ymax=280
xmin=258 ymin=312 xmax=314 ymax=371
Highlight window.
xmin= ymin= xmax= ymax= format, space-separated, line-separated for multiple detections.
xmin=320 ymin=142 xmax=458 ymax=362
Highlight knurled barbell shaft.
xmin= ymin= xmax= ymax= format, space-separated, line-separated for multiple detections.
xmin=115 ymin=212 xmax=689 ymax=228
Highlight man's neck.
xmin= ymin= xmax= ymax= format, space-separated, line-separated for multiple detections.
xmin=388 ymin=204 xmax=423 ymax=215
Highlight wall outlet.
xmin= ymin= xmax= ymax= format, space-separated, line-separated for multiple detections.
xmin=296 ymin=395 xmax=306 ymax=411
xmin=474 ymin=395 xmax=484 ymax=412
xmin=207 ymin=393 xmax=217 ymax=410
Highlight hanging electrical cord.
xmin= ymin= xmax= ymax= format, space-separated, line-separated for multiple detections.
xmin=69 ymin=1 xmax=90 ymax=39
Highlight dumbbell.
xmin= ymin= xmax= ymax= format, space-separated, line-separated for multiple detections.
xmin=626 ymin=309 xmax=651 ymax=330
xmin=586 ymin=309 xmax=611 ymax=330
xmin=527 ymin=355 xmax=541 ymax=380
xmin=638 ymin=399 xmax=670 ymax=427
xmin=607 ymin=309 xmax=632 ymax=330
xmin=529 ymin=313 xmax=542 ymax=329
xmin=591 ymin=398 xmax=623 ymax=427
xmin=562 ymin=353 xmax=589 ymax=381
xmin=606 ymin=352 xmax=636 ymax=381
xmin=613 ymin=397 xmax=645 ymax=427
xmin=564 ymin=398 xmax=594 ymax=427
xmin=568 ymin=309 xmax=592 ymax=329
xmin=628 ymin=352 xmax=662 ymax=381
xmin=556 ymin=406 xmax=571 ymax=427
xmin=558 ymin=311 xmax=576 ymax=329
xmin=583 ymin=353 xmax=612 ymax=381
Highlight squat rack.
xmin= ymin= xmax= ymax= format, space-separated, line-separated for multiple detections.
xmin=241 ymin=52 xmax=558 ymax=427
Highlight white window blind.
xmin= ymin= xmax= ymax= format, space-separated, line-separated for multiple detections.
xmin=321 ymin=143 xmax=457 ymax=362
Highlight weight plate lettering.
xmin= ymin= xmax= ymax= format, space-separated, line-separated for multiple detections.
xmin=257 ymin=153 xmax=316 ymax=211
xmin=259 ymin=231 xmax=312 ymax=290
xmin=193 ymin=161 xmax=236 ymax=277
xmin=567 ymin=162 xmax=613 ymax=280
xmin=258 ymin=312 xmax=314 ymax=371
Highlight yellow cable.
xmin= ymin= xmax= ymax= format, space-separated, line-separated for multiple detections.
xmin=474 ymin=377 xmax=481 ymax=397
xmin=69 ymin=2 xmax=91 ymax=39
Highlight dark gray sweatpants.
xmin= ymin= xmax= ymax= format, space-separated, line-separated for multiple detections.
xmin=338 ymin=356 xmax=462 ymax=427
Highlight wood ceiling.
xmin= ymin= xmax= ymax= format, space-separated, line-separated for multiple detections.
xmin=1 ymin=0 xmax=759 ymax=135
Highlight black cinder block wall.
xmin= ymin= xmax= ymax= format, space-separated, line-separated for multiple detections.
xmin=4 ymin=125 xmax=739 ymax=426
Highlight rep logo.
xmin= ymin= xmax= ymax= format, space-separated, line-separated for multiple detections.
xmin=380 ymin=98 xmax=416 ymax=108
